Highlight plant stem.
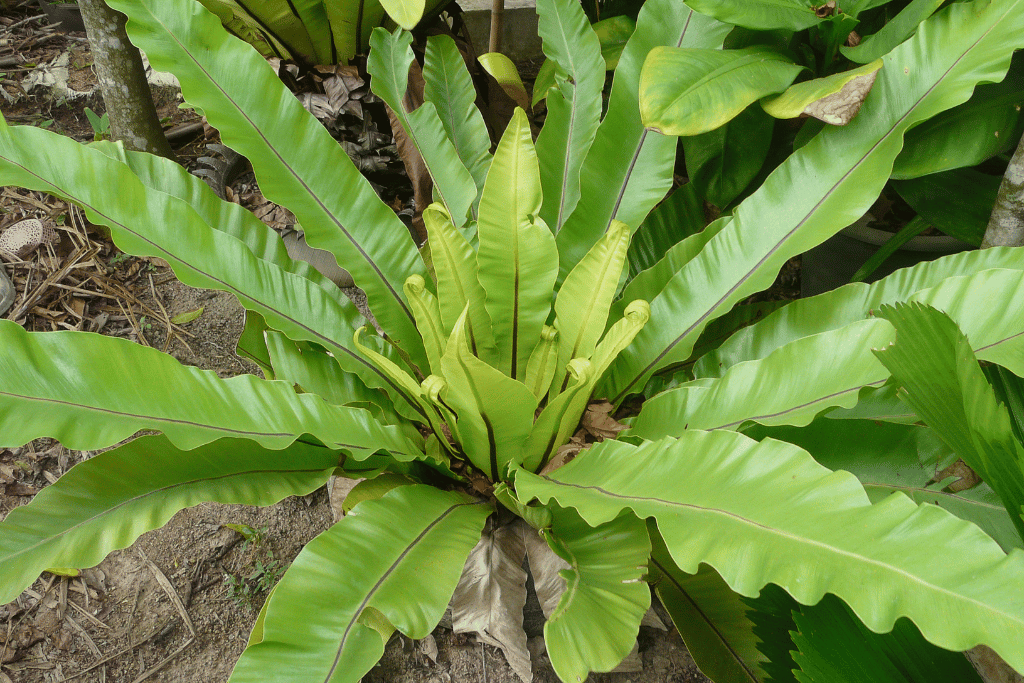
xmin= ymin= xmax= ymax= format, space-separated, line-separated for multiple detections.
xmin=982 ymin=134 xmax=1024 ymax=248
xmin=489 ymin=0 xmax=504 ymax=54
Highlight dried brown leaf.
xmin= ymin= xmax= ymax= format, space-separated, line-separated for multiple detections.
xmin=326 ymin=475 xmax=363 ymax=521
xmin=610 ymin=642 xmax=642 ymax=672
xmin=539 ymin=433 xmax=586 ymax=476
xmin=581 ymin=400 xmax=629 ymax=440
xmin=419 ymin=633 xmax=439 ymax=663
xmin=803 ymin=67 xmax=880 ymax=125
xmin=521 ymin=524 xmax=569 ymax=620
xmin=5 ymin=483 xmax=38 ymax=496
xmin=452 ymin=517 xmax=532 ymax=682
xmin=933 ymin=458 xmax=982 ymax=493
xmin=968 ymin=645 xmax=1024 ymax=683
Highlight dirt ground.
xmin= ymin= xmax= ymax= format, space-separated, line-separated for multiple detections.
xmin=0 ymin=5 xmax=713 ymax=682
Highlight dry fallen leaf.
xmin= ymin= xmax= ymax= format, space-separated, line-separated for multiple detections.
xmin=418 ymin=633 xmax=439 ymax=663
xmin=451 ymin=516 xmax=532 ymax=682
xmin=326 ymin=475 xmax=364 ymax=521
xmin=581 ymin=400 xmax=629 ymax=440
xmin=539 ymin=433 xmax=587 ymax=476
xmin=521 ymin=524 xmax=570 ymax=621
xmin=803 ymin=67 xmax=880 ymax=125
xmin=932 ymin=458 xmax=981 ymax=493
xmin=967 ymin=645 xmax=1024 ymax=683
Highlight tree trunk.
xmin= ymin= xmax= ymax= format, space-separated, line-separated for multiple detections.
xmin=982 ymin=134 xmax=1024 ymax=248
xmin=78 ymin=0 xmax=175 ymax=160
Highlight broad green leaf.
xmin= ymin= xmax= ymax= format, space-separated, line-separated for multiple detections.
xmin=893 ymin=169 xmax=1000 ymax=246
xmin=532 ymin=58 xmax=564 ymax=107
xmin=816 ymin=13 xmax=860 ymax=65
xmin=790 ymin=593 xmax=984 ymax=683
xmin=556 ymin=0 xmax=732 ymax=279
xmin=440 ymin=310 xmax=539 ymax=481
xmin=842 ymin=0 xmax=944 ymax=64
xmin=891 ymin=61 xmax=1024 ymax=179
xmin=108 ymin=0 xmax=427 ymax=364
xmin=649 ymin=534 xmax=763 ymax=683
xmin=0 ymin=435 xmax=342 ymax=605
xmin=367 ymin=29 xmax=476 ymax=227
xmin=874 ymin=303 xmax=1024 ymax=543
xmin=530 ymin=14 xmax=637 ymax=107
xmin=552 ymin=221 xmax=631 ymax=396
xmin=591 ymin=300 xmax=651 ymax=378
xmin=379 ymin=0 xmax=424 ymax=30
xmin=324 ymin=0 xmax=387 ymax=63
xmin=422 ymin=205 xmax=497 ymax=360
xmin=639 ymin=300 xmax=786 ymax=398
xmin=744 ymin=583 xmax=801 ymax=683
xmin=229 ymin=486 xmax=489 ymax=683
xmin=477 ymin=53 xmax=531 ymax=111
xmin=823 ymin=383 xmax=919 ymax=424
xmin=404 ymin=274 xmax=446 ymax=375
xmin=692 ymin=248 xmax=1024 ymax=379
xmin=635 ymin=268 xmax=1024 ymax=438
xmin=626 ymin=182 xmax=706 ymax=279
xmin=683 ymin=105 xmax=775 ymax=208
xmin=200 ymin=0 xmax=455 ymax=88
xmin=684 ymin=0 xmax=821 ymax=31
xmin=535 ymin=0 xmax=606 ymax=231
xmin=524 ymin=302 xmax=650 ymax=469
xmin=247 ymin=585 xmax=274 ymax=647
xmin=516 ymin=433 xmax=1024 ymax=673
xmin=845 ymin=0 xmax=901 ymax=15
xmin=283 ymin=0 xmax=335 ymax=64
xmin=542 ymin=506 xmax=651 ymax=681
xmin=630 ymin=319 xmax=896 ymax=438
xmin=525 ymin=325 xmax=560 ymax=400
xmin=604 ymin=2 xmax=1024 ymax=402
xmin=0 ymin=320 xmax=422 ymax=456
xmin=477 ymin=110 xmax=559 ymax=379
xmin=761 ymin=60 xmax=883 ymax=125
xmin=745 ymin=419 xmax=1024 ymax=553
xmin=422 ymin=35 xmax=493 ymax=206
xmin=194 ymin=0 xmax=282 ymax=62
xmin=640 ymin=46 xmax=805 ymax=137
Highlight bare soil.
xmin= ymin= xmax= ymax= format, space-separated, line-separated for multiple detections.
xmin=0 ymin=5 xmax=714 ymax=681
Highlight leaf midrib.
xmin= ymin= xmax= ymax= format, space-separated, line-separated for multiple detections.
xmin=325 ymin=500 xmax=483 ymax=682
xmin=650 ymin=555 xmax=760 ymax=682
xmin=540 ymin=476 xmax=1024 ymax=628
xmin=1 ymin=465 xmax=334 ymax=565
